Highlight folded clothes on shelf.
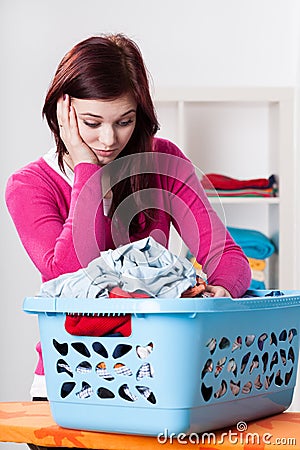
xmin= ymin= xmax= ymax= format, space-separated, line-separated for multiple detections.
xmin=249 ymin=279 xmax=266 ymax=290
xmin=227 ymin=227 xmax=276 ymax=290
xmin=227 ymin=227 xmax=275 ymax=260
xmin=201 ymin=173 xmax=278 ymax=197
xmin=247 ymin=257 xmax=266 ymax=272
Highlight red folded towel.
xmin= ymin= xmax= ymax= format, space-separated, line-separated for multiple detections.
xmin=202 ymin=173 xmax=275 ymax=190
xmin=64 ymin=288 xmax=149 ymax=337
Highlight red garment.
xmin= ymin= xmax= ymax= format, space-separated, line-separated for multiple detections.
xmin=64 ymin=288 xmax=149 ymax=337
xmin=202 ymin=173 xmax=275 ymax=190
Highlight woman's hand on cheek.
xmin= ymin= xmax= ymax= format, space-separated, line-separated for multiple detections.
xmin=57 ymin=95 xmax=99 ymax=167
xmin=205 ymin=285 xmax=232 ymax=298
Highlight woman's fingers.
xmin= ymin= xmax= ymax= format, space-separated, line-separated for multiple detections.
xmin=57 ymin=95 xmax=70 ymax=140
xmin=56 ymin=94 xmax=98 ymax=166
xmin=205 ymin=285 xmax=231 ymax=297
xmin=69 ymin=104 xmax=83 ymax=146
xmin=56 ymin=95 xmax=80 ymax=147
xmin=61 ymin=94 xmax=70 ymax=126
xmin=56 ymin=96 xmax=64 ymax=128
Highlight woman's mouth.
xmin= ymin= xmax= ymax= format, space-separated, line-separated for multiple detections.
xmin=92 ymin=148 xmax=117 ymax=157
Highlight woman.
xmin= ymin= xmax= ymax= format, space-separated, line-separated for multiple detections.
xmin=6 ymin=33 xmax=251 ymax=449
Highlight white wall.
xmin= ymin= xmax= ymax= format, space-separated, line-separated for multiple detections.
xmin=0 ymin=1 xmax=299 ymax=447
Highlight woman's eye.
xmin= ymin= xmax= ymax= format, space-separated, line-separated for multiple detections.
xmin=83 ymin=121 xmax=100 ymax=128
xmin=117 ymin=119 xmax=134 ymax=127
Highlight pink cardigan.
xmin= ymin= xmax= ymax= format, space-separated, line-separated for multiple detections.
xmin=6 ymin=138 xmax=251 ymax=375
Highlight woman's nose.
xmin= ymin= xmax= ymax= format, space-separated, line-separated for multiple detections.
xmin=98 ymin=125 xmax=116 ymax=148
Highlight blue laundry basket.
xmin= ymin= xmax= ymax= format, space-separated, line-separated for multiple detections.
xmin=23 ymin=290 xmax=300 ymax=436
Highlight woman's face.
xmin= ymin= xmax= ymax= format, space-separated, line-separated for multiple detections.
xmin=71 ymin=93 xmax=137 ymax=166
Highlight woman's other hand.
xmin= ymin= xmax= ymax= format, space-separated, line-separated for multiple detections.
xmin=57 ymin=94 xmax=99 ymax=168
xmin=205 ymin=285 xmax=232 ymax=298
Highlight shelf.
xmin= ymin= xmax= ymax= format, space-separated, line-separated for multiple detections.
xmin=153 ymin=86 xmax=295 ymax=102
xmin=208 ymin=197 xmax=279 ymax=205
xmin=154 ymin=86 xmax=297 ymax=290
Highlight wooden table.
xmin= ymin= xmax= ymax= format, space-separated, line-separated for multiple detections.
xmin=0 ymin=402 xmax=299 ymax=449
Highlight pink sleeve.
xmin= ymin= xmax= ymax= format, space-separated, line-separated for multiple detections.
xmin=5 ymin=163 xmax=105 ymax=281
xmin=34 ymin=342 xmax=44 ymax=375
xmin=159 ymin=141 xmax=251 ymax=298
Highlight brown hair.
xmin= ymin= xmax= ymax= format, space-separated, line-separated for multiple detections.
xmin=42 ymin=34 xmax=160 ymax=233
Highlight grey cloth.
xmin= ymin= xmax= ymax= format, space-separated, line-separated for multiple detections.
xmin=39 ymin=237 xmax=196 ymax=298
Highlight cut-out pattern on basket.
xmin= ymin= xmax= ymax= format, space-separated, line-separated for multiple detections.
xmin=242 ymin=381 xmax=252 ymax=394
xmin=214 ymin=357 xmax=226 ymax=377
xmin=249 ymin=355 xmax=259 ymax=374
xmin=71 ymin=342 xmax=91 ymax=357
xmin=136 ymin=342 xmax=153 ymax=359
xmin=92 ymin=342 xmax=108 ymax=358
xmin=136 ymin=386 xmax=156 ymax=404
xmin=76 ymin=361 xmax=92 ymax=374
xmin=279 ymin=330 xmax=287 ymax=341
xmin=206 ymin=338 xmax=217 ymax=354
xmin=258 ymin=333 xmax=268 ymax=350
xmin=76 ymin=381 xmax=93 ymax=399
xmin=202 ymin=328 xmax=297 ymax=403
xmin=275 ymin=370 xmax=283 ymax=386
xmin=262 ymin=352 xmax=268 ymax=373
xmin=53 ymin=339 xmax=68 ymax=356
xmin=202 ymin=359 xmax=213 ymax=378
xmin=245 ymin=335 xmax=255 ymax=347
xmin=96 ymin=362 xmax=114 ymax=381
xmin=53 ymin=340 xmax=155 ymax=403
xmin=201 ymin=382 xmax=213 ymax=402
xmin=240 ymin=352 xmax=251 ymax=374
xmin=265 ymin=373 xmax=274 ymax=390
xmin=285 ymin=368 xmax=293 ymax=385
xmin=136 ymin=362 xmax=154 ymax=381
xmin=57 ymin=359 xmax=73 ymax=377
xmin=112 ymin=344 xmax=132 ymax=359
xmin=61 ymin=381 xmax=75 ymax=398
xmin=97 ymin=387 xmax=115 ymax=399
xmin=114 ymin=363 xmax=133 ymax=376
xmin=230 ymin=380 xmax=240 ymax=396
xmin=119 ymin=384 xmax=137 ymax=402
xmin=219 ymin=337 xmax=230 ymax=350
xmin=270 ymin=332 xmax=278 ymax=346
xmin=227 ymin=358 xmax=237 ymax=376
xmin=214 ymin=380 xmax=227 ymax=398
xmin=232 ymin=336 xmax=242 ymax=352
xmin=288 ymin=328 xmax=297 ymax=343
xmin=52 ymin=326 xmax=298 ymax=407
xmin=254 ymin=374 xmax=262 ymax=389
xmin=288 ymin=347 xmax=295 ymax=363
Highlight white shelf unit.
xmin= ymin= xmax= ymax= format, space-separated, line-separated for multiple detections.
xmin=154 ymin=87 xmax=297 ymax=290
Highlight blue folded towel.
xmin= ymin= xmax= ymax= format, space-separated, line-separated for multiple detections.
xmin=227 ymin=227 xmax=275 ymax=260
xmin=249 ymin=279 xmax=266 ymax=290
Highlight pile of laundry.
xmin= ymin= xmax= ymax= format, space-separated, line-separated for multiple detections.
xmin=39 ymin=237 xmax=206 ymax=337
